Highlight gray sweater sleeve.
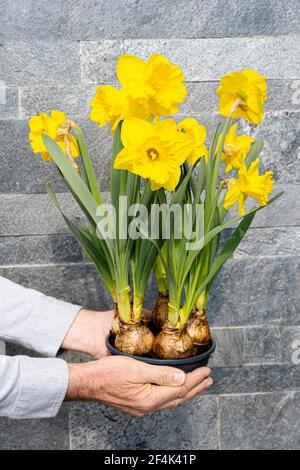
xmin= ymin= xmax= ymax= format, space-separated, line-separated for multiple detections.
xmin=0 ymin=276 xmax=81 ymax=419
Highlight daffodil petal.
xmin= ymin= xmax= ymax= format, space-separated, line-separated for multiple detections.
xmin=116 ymin=55 xmax=146 ymax=85
xmin=121 ymin=117 xmax=152 ymax=148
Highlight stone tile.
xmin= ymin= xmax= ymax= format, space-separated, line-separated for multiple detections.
xmin=1 ymin=114 xmax=298 ymax=194
xmin=0 ymin=87 xmax=19 ymax=119
xmin=175 ymin=112 xmax=299 ymax=192
xmin=209 ymin=328 xmax=244 ymax=368
xmin=266 ymin=80 xmax=300 ymax=112
xmin=0 ymin=0 xmax=68 ymax=41
xmin=124 ymin=37 xmax=300 ymax=81
xmin=182 ymin=80 xmax=300 ymax=116
xmin=281 ymin=327 xmax=300 ymax=365
xmin=185 ymin=111 xmax=300 ymax=184
xmin=76 ymin=118 xmax=113 ymax=191
xmin=252 ymin=111 xmax=300 ymax=184
xmin=0 ymin=185 xmax=297 ymax=238
xmin=0 ymin=119 xmax=69 ymax=193
xmin=248 ymin=184 xmax=300 ymax=228
xmin=231 ymin=227 xmax=300 ymax=259
xmin=0 ymin=341 xmax=5 ymax=355
xmin=207 ymin=256 xmax=300 ymax=327
xmin=5 ymin=343 xmax=41 ymax=358
xmin=0 ymin=263 xmax=113 ymax=311
xmin=65 ymin=0 xmax=300 ymax=39
xmin=179 ymin=82 xmax=218 ymax=115
xmin=0 ymin=234 xmax=83 ymax=265
xmin=219 ymin=392 xmax=300 ymax=450
xmin=243 ymin=327 xmax=282 ymax=365
xmin=0 ymin=405 xmax=69 ymax=450
xmin=0 ymin=42 xmax=80 ymax=86
xmin=210 ymin=364 xmax=300 ymax=395
xmin=2 ymin=0 xmax=299 ymax=41
xmin=0 ymin=119 xmax=112 ymax=193
xmin=80 ymin=41 xmax=124 ymax=84
xmin=5 ymin=341 xmax=91 ymax=364
xmin=0 ymin=192 xmax=109 ymax=236
xmin=0 ymin=193 xmax=80 ymax=236
xmin=0 ymin=193 xmax=101 ymax=238
xmin=20 ymin=85 xmax=95 ymax=119
xmin=69 ymin=397 xmax=219 ymax=450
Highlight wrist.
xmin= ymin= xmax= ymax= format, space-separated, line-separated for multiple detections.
xmin=66 ymin=363 xmax=86 ymax=401
xmin=66 ymin=362 xmax=101 ymax=401
xmin=62 ymin=309 xmax=104 ymax=357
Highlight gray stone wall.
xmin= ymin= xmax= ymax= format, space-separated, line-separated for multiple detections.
xmin=0 ymin=0 xmax=299 ymax=450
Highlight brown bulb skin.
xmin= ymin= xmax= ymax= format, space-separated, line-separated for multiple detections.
xmin=114 ymin=322 xmax=154 ymax=356
xmin=187 ymin=310 xmax=211 ymax=346
xmin=153 ymin=324 xmax=197 ymax=359
xmin=111 ymin=311 xmax=121 ymax=335
xmin=152 ymin=292 xmax=169 ymax=329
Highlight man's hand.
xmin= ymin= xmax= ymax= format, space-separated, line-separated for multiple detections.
xmin=62 ymin=308 xmax=152 ymax=359
xmin=62 ymin=309 xmax=114 ymax=359
xmin=66 ymin=356 xmax=213 ymax=416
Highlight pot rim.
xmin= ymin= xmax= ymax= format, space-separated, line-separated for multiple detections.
xmin=106 ymin=334 xmax=216 ymax=365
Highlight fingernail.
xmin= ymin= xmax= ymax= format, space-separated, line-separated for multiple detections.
xmin=173 ymin=371 xmax=185 ymax=385
xmin=206 ymin=378 xmax=214 ymax=388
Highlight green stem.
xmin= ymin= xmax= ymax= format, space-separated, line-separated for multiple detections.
xmin=168 ymin=302 xmax=181 ymax=327
xmin=132 ymin=293 xmax=144 ymax=322
xmin=207 ymin=117 xmax=231 ymax=216
xmin=116 ymin=285 xmax=132 ymax=323
xmin=154 ymin=258 xmax=168 ymax=293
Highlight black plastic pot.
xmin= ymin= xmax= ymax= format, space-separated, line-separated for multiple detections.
xmin=106 ymin=335 xmax=216 ymax=372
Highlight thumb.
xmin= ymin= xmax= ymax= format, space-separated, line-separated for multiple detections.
xmin=143 ymin=364 xmax=186 ymax=386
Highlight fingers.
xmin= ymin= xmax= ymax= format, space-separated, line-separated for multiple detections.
xmin=182 ymin=367 xmax=212 ymax=392
xmin=155 ymin=366 xmax=211 ymax=404
xmin=111 ymin=375 xmax=213 ymax=417
xmin=159 ymin=376 xmax=214 ymax=410
xmin=136 ymin=366 xmax=211 ymax=412
xmin=141 ymin=363 xmax=186 ymax=387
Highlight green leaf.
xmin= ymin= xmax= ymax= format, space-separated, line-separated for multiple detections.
xmin=245 ymin=139 xmax=263 ymax=168
xmin=195 ymin=158 xmax=206 ymax=204
xmin=210 ymin=117 xmax=231 ymax=203
xmin=110 ymin=121 xmax=124 ymax=210
xmin=183 ymin=161 xmax=197 ymax=198
xmin=42 ymin=134 xmax=98 ymax=224
xmin=208 ymin=122 xmax=223 ymax=172
xmin=46 ymin=183 xmax=115 ymax=293
xmin=73 ymin=127 xmax=103 ymax=205
xmin=171 ymin=159 xmax=199 ymax=206
xmin=180 ymin=191 xmax=284 ymax=290
xmin=191 ymin=211 xmax=256 ymax=308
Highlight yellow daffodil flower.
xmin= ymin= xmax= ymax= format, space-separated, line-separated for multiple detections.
xmin=90 ymin=85 xmax=151 ymax=132
xmin=216 ymin=69 xmax=267 ymax=124
xmin=220 ymin=123 xmax=254 ymax=173
xmin=177 ymin=118 xmax=208 ymax=164
xmin=117 ymin=53 xmax=187 ymax=116
xmin=28 ymin=110 xmax=79 ymax=161
xmin=114 ymin=118 xmax=193 ymax=191
xmin=224 ymin=158 xmax=273 ymax=215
